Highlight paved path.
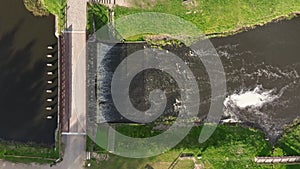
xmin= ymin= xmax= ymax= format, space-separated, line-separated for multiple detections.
xmin=60 ymin=0 xmax=87 ymax=168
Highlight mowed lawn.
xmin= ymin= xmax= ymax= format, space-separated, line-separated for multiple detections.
xmin=114 ymin=0 xmax=300 ymax=37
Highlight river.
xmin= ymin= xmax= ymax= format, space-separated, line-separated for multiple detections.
xmin=90 ymin=16 xmax=300 ymax=144
xmin=212 ymin=17 xmax=300 ymax=143
xmin=0 ymin=0 xmax=57 ymax=144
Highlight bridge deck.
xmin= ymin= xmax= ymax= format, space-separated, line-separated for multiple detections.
xmin=255 ymin=156 xmax=300 ymax=164
xmin=59 ymin=34 xmax=70 ymax=132
xmin=57 ymin=0 xmax=87 ymax=168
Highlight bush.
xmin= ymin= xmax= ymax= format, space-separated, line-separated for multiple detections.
xmin=23 ymin=0 xmax=49 ymax=16
xmin=87 ymin=3 xmax=109 ymax=34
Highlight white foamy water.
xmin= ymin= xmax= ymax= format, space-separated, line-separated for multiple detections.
xmin=224 ymin=85 xmax=280 ymax=109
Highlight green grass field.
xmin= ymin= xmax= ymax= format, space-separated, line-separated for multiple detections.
xmin=85 ymin=124 xmax=298 ymax=169
xmin=113 ymin=0 xmax=300 ymax=40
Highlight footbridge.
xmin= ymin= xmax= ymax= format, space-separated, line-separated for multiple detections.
xmin=255 ymin=156 xmax=300 ymax=164
xmin=89 ymin=0 xmax=116 ymax=5
xmin=57 ymin=0 xmax=87 ymax=168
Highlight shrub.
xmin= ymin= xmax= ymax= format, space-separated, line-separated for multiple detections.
xmin=23 ymin=0 xmax=49 ymax=16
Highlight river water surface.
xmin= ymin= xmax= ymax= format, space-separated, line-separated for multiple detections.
xmin=0 ymin=0 xmax=57 ymax=144
xmin=211 ymin=17 xmax=300 ymax=142
xmin=91 ymin=17 xmax=300 ymax=143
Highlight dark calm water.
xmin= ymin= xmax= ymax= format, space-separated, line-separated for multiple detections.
xmin=0 ymin=0 xmax=57 ymax=144
xmin=90 ymin=17 xmax=300 ymax=143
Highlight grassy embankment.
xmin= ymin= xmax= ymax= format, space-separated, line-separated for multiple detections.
xmin=112 ymin=0 xmax=300 ymax=41
xmin=23 ymin=0 xmax=66 ymax=34
xmin=87 ymin=3 xmax=109 ymax=35
xmin=85 ymin=124 xmax=300 ymax=169
xmin=42 ymin=0 xmax=66 ymax=33
xmin=23 ymin=0 xmax=49 ymax=16
xmin=0 ymin=139 xmax=59 ymax=164
xmin=275 ymin=119 xmax=300 ymax=156
xmin=0 ymin=129 xmax=60 ymax=164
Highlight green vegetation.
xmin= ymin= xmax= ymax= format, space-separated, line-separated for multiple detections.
xmin=42 ymin=0 xmax=65 ymax=17
xmin=23 ymin=0 xmax=49 ymax=16
xmin=23 ymin=0 xmax=66 ymax=33
xmin=86 ymin=125 xmax=266 ymax=168
xmin=275 ymin=119 xmax=300 ymax=156
xmin=87 ymin=3 xmax=109 ymax=34
xmin=174 ymin=160 xmax=195 ymax=169
xmin=86 ymin=123 xmax=300 ymax=168
xmin=42 ymin=0 xmax=66 ymax=33
xmin=114 ymin=12 xmax=204 ymax=45
xmin=114 ymin=0 xmax=300 ymax=40
xmin=0 ymin=140 xmax=59 ymax=164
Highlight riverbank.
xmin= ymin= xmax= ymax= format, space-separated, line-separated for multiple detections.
xmin=0 ymin=129 xmax=61 ymax=164
xmin=110 ymin=0 xmax=300 ymax=41
xmin=275 ymin=119 xmax=300 ymax=156
xmin=23 ymin=0 xmax=66 ymax=34
xmin=0 ymin=139 xmax=59 ymax=164
xmin=85 ymin=124 xmax=300 ymax=168
xmin=42 ymin=0 xmax=66 ymax=34
xmin=23 ymin=0 xmax=49 ymax=16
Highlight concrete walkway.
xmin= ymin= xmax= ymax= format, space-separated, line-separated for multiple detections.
xmin=60 ymin=0 xmax=87 ymax=168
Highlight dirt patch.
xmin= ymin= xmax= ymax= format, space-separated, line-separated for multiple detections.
xmin=182 ymin=0 xmax=199 ymax=9
xmin=115 ymin=0 xmax=159 ymax=9
xmin=148 ymin=162 xmax=172 ymax=169
xmin=183 ymin=0 xmax=200 ymax=15
xmin=131 ymin=0 xmax=158 ymax=9
xmin=115 ymin=0 xmax=131 ymax=7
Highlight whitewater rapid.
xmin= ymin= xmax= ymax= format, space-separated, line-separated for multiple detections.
xmin=223 ymin=85 xmax=280 ymax=109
